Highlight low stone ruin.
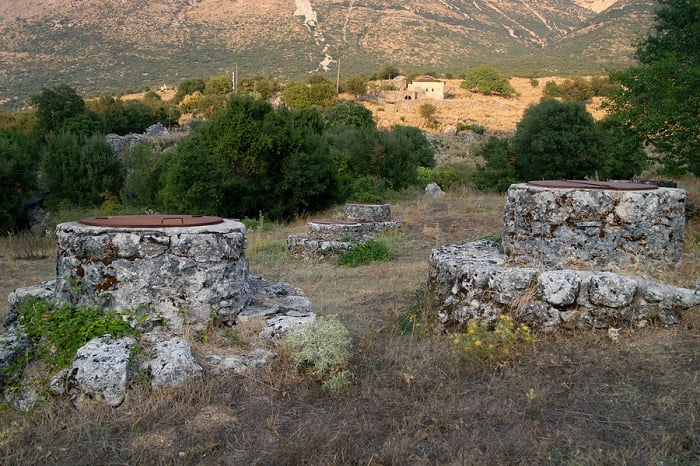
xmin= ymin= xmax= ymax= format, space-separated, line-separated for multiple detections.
xmin=429 ymin=182 xmax=700 ymax=332
xmin=2 ymin=215 xmax=315 ymax=408
xmin=503 ymin=181 xmax=686 ymax=268
xmin=287 ymin=203 xmax=404 ymax=261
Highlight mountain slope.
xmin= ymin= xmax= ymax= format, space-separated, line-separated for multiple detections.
xmin=0 ymin=0 xmax=656 ymax=107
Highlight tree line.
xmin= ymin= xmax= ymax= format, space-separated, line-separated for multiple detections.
xmin=1 ymin=0 xmax=697 ymax=230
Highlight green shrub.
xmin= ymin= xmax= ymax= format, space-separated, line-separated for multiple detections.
xmin=122 ymin=142 xmax=169 ymax=209
xmin=336 ymin=239 xmax=394 ymax=267
xmin=161 ymin=95 xmax=340 ymax=221
xmin=511 ymin=99 xmax=604 ymax=181
xmin=41 ymin=131 xmax=124 ymax=210
xmin=17 ymin=298 xmax=134 ymax=370
xmin=416 ymin=166 xmax=433 ymax=186
xmin=282 ymin=315 xmax=353 ymax=392
xmin=543 ymin=78 xmax=594 ymax=101
xmin=432 ymin=165 xmax=461 ymax=190
xmin=456 ymin=122 xmax=486 ymax=135
xmin=472 ymin=136 xmax=518 ymax=192
xmin=460 ymin=65 xmax=515 ymax=96
xmin=451 ymin=314 xmax=534 ymax=366
xmin=173 ymin=78 xmax=206 ymax=104
xmin=0 ymin=128 xmax=38 ymax=230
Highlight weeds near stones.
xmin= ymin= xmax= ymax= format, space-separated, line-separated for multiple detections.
xmin=451 ymin=314 xmax=535 ymax=365
xmin=282 ymin=315 xmax=353 ymax=392
xmin=336 ymin=239 xmax=394 ymax=267
xmin=393 ymin=286 xmax=432 ymax=336
xmin=16 ymin=298 xmax=134 ymax=370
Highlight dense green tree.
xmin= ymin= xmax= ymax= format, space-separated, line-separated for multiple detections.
xmin=543 ymin=78 xmax=594 ymax=102
xmin=239 ymin=76 xmax=281 ymax=100
xmin=41 ymin=131 xmax=124 ymax=209
xmin=372 ymin=65 xmax=401 ymax=80
xmin=87 ymin=96 xmax=160 ymax=134
xmin=323 ymin=101 xmax=374 ymax=130
xmin=419 ymin=103 xmax=438 ymax=124
xmin=173 ymin=78 xmax=206 ymax=104
xmin=597 ymin=112 xmax=648 ymax=179
xmin=122 ymin=142 xmax=169 ymax=209
xmin=375 ymin=125 xmax=435 ymax=189
xmin=460 ymin=66 xmax=515 ymax=96
xmin=344 ymin=74 xmax=368 ymax=98
xmin=473 ymin=136 xmax=518 ymax=192
xmin=511 ymin=99 xmax=604 ymax=181
xmin=283 ymin=79 xmax=337 ymax=110
xmin=0 ymin=129 xmax=38 ymax=230
xmin=161 ymin=95 xmax=339 ymax=220
xmin=31 ymin=85 xmax=86 ymax=134
xmin=604 ymin=0 xmax=700 ymax=175
xmin=205 ymin=75 xmax=233 ymax=95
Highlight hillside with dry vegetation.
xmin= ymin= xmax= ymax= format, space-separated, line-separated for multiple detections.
xmin=365 ymin=77 xmax=607 ymax=134
xmin=0 ymin=0 xmax=655 ymax=107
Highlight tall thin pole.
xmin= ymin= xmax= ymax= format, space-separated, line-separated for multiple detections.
xmin=336 ymin=58 xmax=341 ymax=92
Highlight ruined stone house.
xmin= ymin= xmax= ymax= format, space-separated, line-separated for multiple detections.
xmin=405 ymin=75 xmax=445 ymax=100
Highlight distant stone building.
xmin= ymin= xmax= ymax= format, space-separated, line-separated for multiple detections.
xmin=405 ymin=75 xmax=445 ymax=100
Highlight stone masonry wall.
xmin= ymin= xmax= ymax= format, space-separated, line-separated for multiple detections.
xmin=502 ymin=184 xmax=686 ymax=268
xmin=55 ymin=219 xmax=251 ymax=331
xmin=428 ymin=240 xmax=700 ymax=332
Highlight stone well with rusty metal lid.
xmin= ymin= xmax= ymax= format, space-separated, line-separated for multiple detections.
xmin=502 ymin=181 xmax=687 ymax=268
xmin=55 ymin=215 xmax=251 ymax=332
xmin=427 ymin=181 xmax=698 ymax=332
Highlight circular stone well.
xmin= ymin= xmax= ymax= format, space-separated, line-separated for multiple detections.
xmin=55 ymin=216 xmax=250 ymax=331
xmin=307 ymin=220 xmax=366 ymax=241
xmin=502 ymin=182 xmax=687 ymax=268
xmin=344 ymin=203 xmax=392 ymax=223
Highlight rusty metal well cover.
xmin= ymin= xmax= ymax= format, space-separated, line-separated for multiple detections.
xmin=527 ymin=180 xmax=658 ymax=191
xmin=79 ymin=215 xmax=224 ymax=228
xmin=310 ymin=219 xmax=362 ymax=225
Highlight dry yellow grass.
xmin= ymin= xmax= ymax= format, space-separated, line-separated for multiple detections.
xmin=365 ymin=77 xmax=608 ymax=134
xmin=1 ymin=186 xmax=699 ymax=465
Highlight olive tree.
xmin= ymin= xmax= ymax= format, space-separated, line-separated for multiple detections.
xmin=511 ymin=99 xmax=604 ymax=181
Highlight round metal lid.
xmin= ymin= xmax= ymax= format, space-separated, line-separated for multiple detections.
xmin=79 ymin=215 xmax=224 ymax=228
xmin=527 ymin=180 xmax=658 ymax=191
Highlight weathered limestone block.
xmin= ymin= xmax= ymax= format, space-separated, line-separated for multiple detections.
xmin=587 ymin=272 xmax=638 ymax=308
xmin=538 ymin=270 xmax=580 ymax=306
xmin=428 ymin=241 xmax=700 ymax=331
xmin=502 ymin=183 xmax=686 ymax=268
xmin=488 ymin=267 xmax=538 ymax=304
xmin=307 ymin=221 xmax=366 ymax=242
xmin=260 ymin=310 xmax=317 ymax=339
xmin=147 ymin=337 xmax=203 ymax=389
xmin=6 ymin=280 xmax=56 ymax=326
xmin=344 ymin=204 xmax=392 ymax=222
xmin=0 ymin=325 xmax=29 ymax=385
xmin=199 ymin=348 xmax=275 ymax=375
xmin=70 ymin=335 xmax=137 ymax=407
xmin=286 ymin=235 xmax=358 ymax=261
xmin=54 ymin=220 xmax=251 ymax=331
xmin=238 ymin=275 xmax=313 ymax=321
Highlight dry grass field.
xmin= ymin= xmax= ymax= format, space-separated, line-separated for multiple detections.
xmin=1 ymin=180 xmax=698 ymax=464
xmin=365 ymin=77 xmax=608 ymax=134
